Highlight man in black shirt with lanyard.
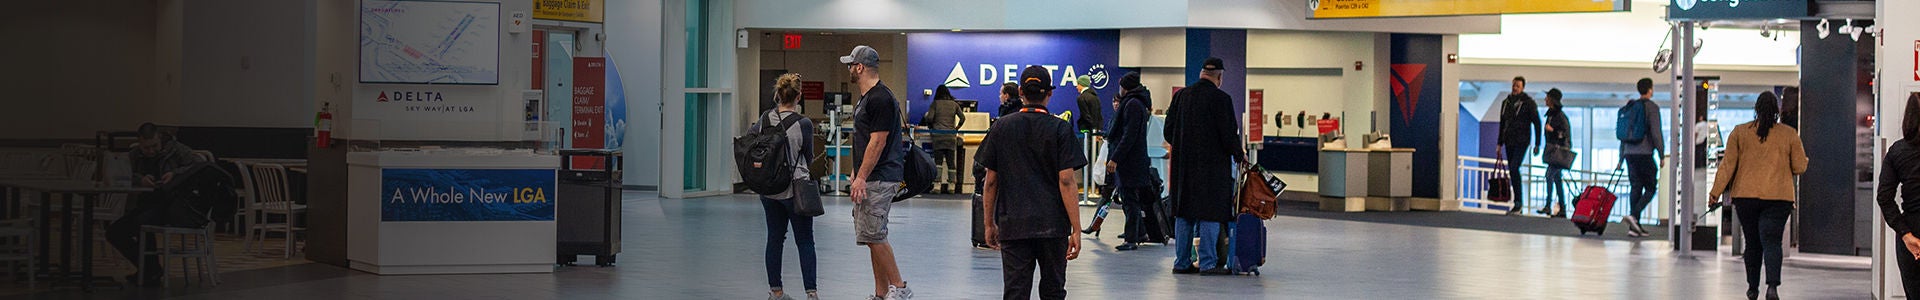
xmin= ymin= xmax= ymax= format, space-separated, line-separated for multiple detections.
xmin=979 ymin=65 xmax=1088 ymax=300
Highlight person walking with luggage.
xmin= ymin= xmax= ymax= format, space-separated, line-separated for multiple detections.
xmin=1877 ymin=93 xmax=1920 ymax=298
xmin=1497 ymin=76 xmax=1541 ymax=215
xmin=1619 ymin=78 xmax=1665 ymax=237
xmin=840 ymin=45 xmax=913 ymax=300
xmin=1540 ymin=88 xmax=1572 ymax=217
xmin=979 ymin=65 xmax=1089 ymax=300
xmin=1106 ymin=72 xmax=1162 ymax=251
xmin=755 ymin=74 xmax=820 ymax=300
xmin=1164 ymin=57 xmax=1247 ymax=276
xmin=1708 ymin=91 xmax=1806 ymax=300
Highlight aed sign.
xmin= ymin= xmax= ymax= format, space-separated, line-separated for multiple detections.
xmin=381 ymin=168 xmax=556 ymax=222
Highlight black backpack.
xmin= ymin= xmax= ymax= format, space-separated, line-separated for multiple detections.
xmin=734 ymin=112 xmax=805 ymax=196
xmin=894 ymin=139 xmax=936 ymax=202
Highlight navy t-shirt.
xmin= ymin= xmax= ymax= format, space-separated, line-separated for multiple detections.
xmin=977 ymin=107 xmax=1088 ymax=240
xmin=853 ymin=82 xmax=905 ymax=183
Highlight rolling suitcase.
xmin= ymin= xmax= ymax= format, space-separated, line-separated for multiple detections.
xmin=972 ymin=192 xmax=987 ymax=247
xmin=1226 ymin=213 xmax=1265 ymax=275
xmin=1570 ymin=169 xmax=1624 ymax=235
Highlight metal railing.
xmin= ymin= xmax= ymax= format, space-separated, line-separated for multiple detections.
xmin=1457 ymin=155 xmax=1661 ymax=226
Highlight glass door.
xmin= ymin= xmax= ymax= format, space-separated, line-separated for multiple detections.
xmin=544 ymin=30 xmax=578 ymax=148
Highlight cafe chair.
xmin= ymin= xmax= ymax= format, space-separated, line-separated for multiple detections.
xmin=244 ymin=164 xmax=305 ymax=258
xmin=137 ymin=224 xmax=218 ymax=288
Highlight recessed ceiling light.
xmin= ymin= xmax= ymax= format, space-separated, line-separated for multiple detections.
xmin=950 ymin=28 xmax=963 ymax=32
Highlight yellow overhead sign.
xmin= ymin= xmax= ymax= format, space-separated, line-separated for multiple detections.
xmin=534 ymin=0 xmax=602 ymax=23
xmin=1308 ymin=0 xmax=1628 ymax=19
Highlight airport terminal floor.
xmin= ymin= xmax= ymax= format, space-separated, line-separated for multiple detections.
xmin=19 ymin=192 xmax=1871 ymax=299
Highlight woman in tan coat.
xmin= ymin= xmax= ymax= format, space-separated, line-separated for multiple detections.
xmin=1707 ymin=91 xmax=1807 ymax=300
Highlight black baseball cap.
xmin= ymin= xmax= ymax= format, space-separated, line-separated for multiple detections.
xmin=1019 ymin=65 xmax=1055 ymax=93
xmin=1202 ymin=57 xmax=1225 ymax=71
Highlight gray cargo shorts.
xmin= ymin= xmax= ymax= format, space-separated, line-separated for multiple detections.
xmin=854 ymin=181 xmax=903 ymax=245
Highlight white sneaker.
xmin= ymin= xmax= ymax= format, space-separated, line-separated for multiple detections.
xmin=885 ymin=284 xmax=913 ymax=300
xmin=769 ymin=291 xmax=794 ymax=300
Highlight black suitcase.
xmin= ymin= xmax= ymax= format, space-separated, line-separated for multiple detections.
xmin=972 ymin=192 xmax=987 ymax=248
xmin=557 ymin=149 xmax=622 ymax=266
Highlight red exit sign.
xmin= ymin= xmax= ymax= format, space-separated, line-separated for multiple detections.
xmin=783 ymin=33 xmax=803 ymax=50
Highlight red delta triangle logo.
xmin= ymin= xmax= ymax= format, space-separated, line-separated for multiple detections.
xmin=1390 ymin=64 xmax=1427 ymax=126
xmin=377 ymin=92 xmax=389 ymax=102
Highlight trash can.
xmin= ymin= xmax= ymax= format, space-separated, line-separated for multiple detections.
xmin=557 ymin=149 xmax=622 ymax=266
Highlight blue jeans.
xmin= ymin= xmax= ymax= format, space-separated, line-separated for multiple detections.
xmin=1172 ymin=217 xmax=1227 ymax=270
xmin=1545 ymin=166 xmax=1567 ymax=211
xmin=761 ymin=197 xmax=818 ymax=291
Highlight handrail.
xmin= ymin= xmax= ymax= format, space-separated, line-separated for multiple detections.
xmin=1456 ymin=154 xmax=1657 ymax=225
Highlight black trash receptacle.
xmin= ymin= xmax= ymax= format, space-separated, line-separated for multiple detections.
xmin=557 ymin=149 xmax=622 ymax=266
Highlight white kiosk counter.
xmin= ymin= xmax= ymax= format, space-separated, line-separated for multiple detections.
xmin=347 ymin=150 xmax=559 ymax=275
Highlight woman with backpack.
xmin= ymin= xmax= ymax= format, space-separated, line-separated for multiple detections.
xmin=757 ymin=73 xmax=819 ymax=300
xmin=1707 ymin=91 xmax=1806 ymax=300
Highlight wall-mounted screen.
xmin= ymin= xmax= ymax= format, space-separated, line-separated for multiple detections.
xmin=360 ymin=0 xmax=501 ymax=85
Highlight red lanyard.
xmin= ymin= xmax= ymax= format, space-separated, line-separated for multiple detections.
xmin=1020 ymin=107 xmax=1049 ymax=114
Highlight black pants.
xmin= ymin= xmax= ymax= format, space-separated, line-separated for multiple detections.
xmin=1119 ymin=186 xmax=1164 ymax=244
xmin=1625 ymin=154 xmax=1658 ymax=218
xmin=1504 ymin=145 xmax=1529 ymax=211
xmin=1734 ymin=198 xmax=1792 ymax=288
xmin=106 ymin=206 xmax=168 ymax=280
xmin=1896 ymin=234 xmax=1920 ymax=296
xmin=999 ymin=238 xmax=1068 ymax=300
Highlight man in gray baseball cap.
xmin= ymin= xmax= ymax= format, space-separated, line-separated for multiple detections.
xmin=840 ymin=44 xmax=913 ymax=300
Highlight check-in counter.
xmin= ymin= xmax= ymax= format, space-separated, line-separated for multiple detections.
xmin=1318 ymin=147 xmax=1416 ymax=212
xmin=1365 ymin=148 xmax=1415 ymax=211
xmin=347 ymin=150 xmax=558 ymax=275
xmin=1318 ymin=149 xmax=1368 ymax=211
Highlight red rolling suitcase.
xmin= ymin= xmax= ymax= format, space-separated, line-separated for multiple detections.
xmin=1570 ymin=169 xmax=1625 ymax=235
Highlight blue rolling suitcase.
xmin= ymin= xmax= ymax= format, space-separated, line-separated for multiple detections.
xmin=1227 ymin=213 xmax=1265 ymax=275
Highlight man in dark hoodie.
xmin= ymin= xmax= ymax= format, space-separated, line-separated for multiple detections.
xmin=1105 ymin=72 xmax=1161 ymax=251
xmin=1497 ymin=76 xmax=1541 ymax=215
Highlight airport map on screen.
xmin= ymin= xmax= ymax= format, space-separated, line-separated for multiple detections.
xmin=360 ymin=0 xmax=500 ymax=85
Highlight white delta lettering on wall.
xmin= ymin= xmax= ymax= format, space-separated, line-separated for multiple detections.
xmin=943 ymin=62 xmax=1109 ymax=90
xmin=388 ymin=186 xmax=549 ymax=204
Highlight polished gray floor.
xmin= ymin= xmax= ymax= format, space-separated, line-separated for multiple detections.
xmin=23 ymin=192 xmax=1872 ymax=299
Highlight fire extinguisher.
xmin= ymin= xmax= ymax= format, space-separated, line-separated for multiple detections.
xmin=316 ymin=102 xmax=333 ymax=148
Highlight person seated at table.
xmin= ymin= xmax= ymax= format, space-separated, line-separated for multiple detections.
xmin=108 ymin=123 xmax=206 ymax=286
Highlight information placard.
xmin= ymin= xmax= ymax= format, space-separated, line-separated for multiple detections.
xmin=381 ymin=168 xmax=556 ymax=222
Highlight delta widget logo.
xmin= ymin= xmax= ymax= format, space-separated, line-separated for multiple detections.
xmin=942 ymin=62 xmax=1107 ymax=89
xmin=1390 ymin=64 xmax=1428 ymax=125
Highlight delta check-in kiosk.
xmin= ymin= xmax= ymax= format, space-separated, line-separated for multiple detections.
xmin=347 ymin=150 xmax=559 ymax=275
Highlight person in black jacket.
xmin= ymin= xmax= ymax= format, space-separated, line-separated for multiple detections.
xmin=110 ymin=123 xmax=208 ymax=286
xmin=1497 ymin=76 xmax=1541 ymax=215
xmin=1540 ymin=88 xmax=1572 ymax=217
xmin=1164 ymin=57 xmax=1246 ymax=275
xmin=1878 ymin=93 xmax=1920 ymax=298
xmin=1074 ymin=75 xmax=1104 ymax=133
xmin=1105 ymin=72 xmax=1160 ymax=251
xmin=997 ymin=82 xmax=1023 ymax=120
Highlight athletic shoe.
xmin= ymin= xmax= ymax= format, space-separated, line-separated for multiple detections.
xmin=1115 ymin=243 xmax=1139 ymax=251
xmin=769 ymin=291 xmax=794 ymax=300
xmin=886 ymin=284 xmax=913 ymax=300
xmin=806 ymin=290 xmax=819 ymax=300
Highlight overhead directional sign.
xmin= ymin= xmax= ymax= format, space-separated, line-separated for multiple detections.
xmin=1308 ymin=0 xmax=1628 ymax=19
xmin=1667 ymin=0 xmax=1808 ymax=20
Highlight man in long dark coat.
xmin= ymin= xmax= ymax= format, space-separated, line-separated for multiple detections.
xmin=1163 ymin=57 xmax=1246 ymax=275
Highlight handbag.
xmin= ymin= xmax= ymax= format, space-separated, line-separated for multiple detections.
xmin=1544 ymin=144 xmax=1577 ymax=168
xmin=1486 ymin=149 xmax=1513 ymax=202
xmin=1237 ymin=166 xmax=1280 ymax=220
xmin=790 ymin=178 xmax=824 ymax=217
